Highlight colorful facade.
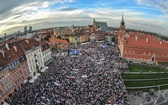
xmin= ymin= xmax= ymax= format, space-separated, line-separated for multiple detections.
xmin=0 ymin=39 xmax=51 ymax=104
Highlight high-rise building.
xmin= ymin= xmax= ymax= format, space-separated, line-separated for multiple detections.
xmin=24 ymin=26 xmax=27 ymax=34
xmin=29 ymin=26 xmax=32 ymax=32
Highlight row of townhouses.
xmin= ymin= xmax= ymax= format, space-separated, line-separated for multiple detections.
xmin=0 ymin=38 xmax=52 ymax=104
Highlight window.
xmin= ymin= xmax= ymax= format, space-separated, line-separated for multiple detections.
xmin=0 ymin=90 xmax=2 ymax=95
xmin=144 ymin=52 xmax=146 ymax=55
xmin=156 ymin=54 xmax=159 ymax=57
xmin=132 ymin=51 xmax=135 ymax=54
xmin=162 ymin=54 xmax=164 ymax=57
xmin=124 ymin=50 xmax=127 ymax=53
xmin=138 ymin=51 xmax=140 ymax=54
xmin=128 ymin=50 xmax=131 ymax=54
xmin=149 ymin=52 xmax=151 ymax=56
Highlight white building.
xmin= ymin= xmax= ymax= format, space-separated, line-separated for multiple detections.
xmin=40 ymin=42 xmax=52 ymax=65
xmin=19 ymin=39 xmax=44 ymax=77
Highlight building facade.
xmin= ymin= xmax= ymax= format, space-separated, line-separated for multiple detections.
xmin=19 ymin=39 xmax=44 ymax=77
xmin=118 ymin=14 xmax=168 ymax=62
xmin=40 ymin=42 xmax=52 ymax=65
xmin=53 ymin=27 xmax=74 ymax=37
xmin=49 ymin=38 xmax=69 ymax=49
xmin=0 ymin=38 xmax=51 ymax=104
xmin=93 ymin=19 xmax=109 ymax=31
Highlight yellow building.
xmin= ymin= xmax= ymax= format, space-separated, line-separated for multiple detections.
xmin=53 ymin=27 xmax=74 ymax=37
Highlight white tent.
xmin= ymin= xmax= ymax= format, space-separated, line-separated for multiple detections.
xmin=45 ymin=66 xmax=49 ymax=69
xmin=40 ymin=69 xmax=45 ymax=72
xmin=33 ymin=76 xmax=38 ymax=80
xmin=36 ymin=73 xmax=41 ymax=76
xmin=29 ymin=79 xmax=34 ymax=83
xmin=3 ymin=102 xmax=9 ymax=105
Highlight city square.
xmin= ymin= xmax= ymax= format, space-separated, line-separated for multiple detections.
xmin=5 ymin=41 xmax=129 ymax=105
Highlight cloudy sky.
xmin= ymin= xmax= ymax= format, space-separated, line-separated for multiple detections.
xmin=0 ymin=0 xmax=168 ymax=36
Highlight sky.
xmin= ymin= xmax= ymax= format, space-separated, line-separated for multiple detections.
xmin=0 ymin=0 xmax=168 ymax=37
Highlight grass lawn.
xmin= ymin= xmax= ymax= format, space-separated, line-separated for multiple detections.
xmin=160 ymin=85 xmax=168 ymax=90
xmin=122 ymin=64 xmax=168 ymax=91
xmin=124 ymin=79 xmax=168 ymax=87
xmin=122 ymin=74 xmax=168 ymax=79
xmin=129 ymin=65 xmax=167 ymax=72
xmin=158 ymin=62 xmax=168 ymax=65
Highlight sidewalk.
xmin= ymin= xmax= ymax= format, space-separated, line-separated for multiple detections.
xmin=129 ymin=90 xmax=168 ymax=105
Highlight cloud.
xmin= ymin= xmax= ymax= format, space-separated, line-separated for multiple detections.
xmin=1 ymin=6 xmax=168 ymax=36
xmin=0 ymin=0 xmax=76 ymax=34
xmin=58 ymin=7 xmax=79 ymax=11
xmin=135 ymin=0 xmax=168 ymax=14
xmin=0 ymin=0 xmax=168 ymax=37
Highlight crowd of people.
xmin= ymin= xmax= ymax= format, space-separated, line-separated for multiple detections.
xmin=6 ymin=41 xmax=129 ymax=105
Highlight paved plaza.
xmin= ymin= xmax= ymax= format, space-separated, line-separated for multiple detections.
xmin=5 ymin=42 xmax=129 ymax=105
xmin=129 ymin=90 xmax=168 ymax=105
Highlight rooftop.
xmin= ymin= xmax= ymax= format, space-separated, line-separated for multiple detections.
xmin=125 ymin=32 xmax=168 ymax=50
xmin=49 ymin=38 xmax=69 ymax=45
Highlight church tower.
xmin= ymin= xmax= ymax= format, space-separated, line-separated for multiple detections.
xmin=120 ymin=13 xmax=126 ymax=32
xmin=118 ymin=13 xmax=126 ymax=56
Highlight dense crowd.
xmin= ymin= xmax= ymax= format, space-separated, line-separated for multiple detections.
xmin=6 ymin=41 xmax=129 ymax=105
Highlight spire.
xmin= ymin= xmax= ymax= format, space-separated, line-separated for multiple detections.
xmin=93 ymin=18 xmax=95 ymax=23
xmin=120 ymin=13 xmax=125 ymax=26
xmin=122 ymin=12 xmax=124 ymax=21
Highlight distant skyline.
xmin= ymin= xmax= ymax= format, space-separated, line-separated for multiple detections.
xmin=0 ymin=0 xmax=168 ymax=36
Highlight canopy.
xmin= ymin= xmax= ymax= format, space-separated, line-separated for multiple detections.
xmin=3 ymin=102 xmax=9 ymax=105
xmin=36 ymin=73 xmax=41 ymax=76
xmin=45 ymin=66 xmax=49 ymax=69
xmin=40 ymin=69 xmax=45 ymax=72
xmin=32 ymin=76 xmax=38 ymax=80
xmin=29 ymin=79 xmax=34 ymax=83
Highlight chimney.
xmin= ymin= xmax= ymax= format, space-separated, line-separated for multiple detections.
xmin=25 ymin=40 xmax=29 ymax=44
xmin=146 ymin=38 xmax=148 ymax=42
xmin=135 ymin=36 xmax=138 ymax=41
xmin=13 ymin=46 xmax=17 ymax=52
xmin=0 ymin=50 xmax=5 ymax=58
xmin=5 ymin=43 xmax=10 ymax=50
xmin=160 ymin=41 xmax=162 ymax=45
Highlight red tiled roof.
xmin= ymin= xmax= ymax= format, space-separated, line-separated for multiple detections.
xmin=57 ymin=45 xmax=67 ymax=49
xmin=0 ymin=38 xmax=44 ymax=69
xmin=0 ymin=47 xmax=21 ymax=69
xmin=19 ymin=38 xmax=40 ymax=52
xmin=0 ymin=51 xmax=9 ymax=68
xmin=126 ymin=32 xmax=168 ymax=49
xmin=49 ymin=38 xmax=68 ymax=45
xmin=39 ymin=41 xmax=50 ymax=51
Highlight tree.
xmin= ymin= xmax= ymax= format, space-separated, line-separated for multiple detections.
xmin=44 ymin=34 xmax=51 ymax=41
xmin=112 ymin=37 xmax=116 ymax=42
xmin=57 ymin=35 xmax=61 ymax=39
